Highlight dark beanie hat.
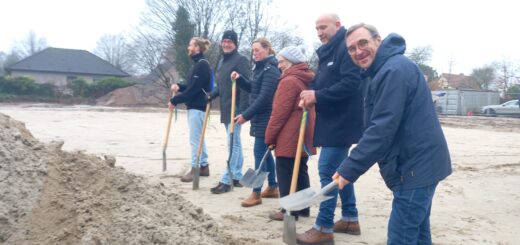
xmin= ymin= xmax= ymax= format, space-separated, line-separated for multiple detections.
xmin=222 ymin=30 xmax=238 ymax=47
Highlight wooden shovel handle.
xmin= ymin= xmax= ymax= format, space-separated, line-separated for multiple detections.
xmin=163 ymin=92 xmax=177 ymax=148
xmin=196 ymin=103 xmax=211 ymax=158
xmin=289 ymin=109 xmax=308 ymax=194
xmin=229 ymin=79 xmax=236 ymax=134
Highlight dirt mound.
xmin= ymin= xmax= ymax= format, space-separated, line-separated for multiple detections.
xmin=439 ymin=115 xmax=520 ymax=133
xmin=0 ymin=113 xmax=239 ymax=244
xmin=96 ymin=83 xmax=170 ymax=107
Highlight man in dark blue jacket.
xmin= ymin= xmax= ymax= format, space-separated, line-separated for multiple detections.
xmin=335 ymin=23 xmax=452 ymax=244
xmin=297 ymin=13 xmax=364 ymax=244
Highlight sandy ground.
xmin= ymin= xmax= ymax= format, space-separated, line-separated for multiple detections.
xmin=1 ymin=104 xmax=519 ymax=244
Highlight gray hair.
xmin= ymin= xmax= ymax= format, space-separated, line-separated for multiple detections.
xmin=345 ymin=23 xmax=380 ymax=39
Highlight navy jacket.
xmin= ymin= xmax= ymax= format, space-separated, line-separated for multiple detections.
xmin=211 ymin=50 xmax=251 ymax=124
xmin=170 ymin=53 xmax=212 ymax=111
xmin=337 ymin=34 xmax=452 ymax=191
xmin=312 ymin=26 xmax=364 ymax=147
xmin=236 ymin=55 xmax=280 ymax=137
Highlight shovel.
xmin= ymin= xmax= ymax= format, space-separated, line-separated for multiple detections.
xmin=283 ymin=109 xmax=308 ymax=245
xmin=280 ymin=179 xmax=338 ymax=212
xmin=240 ymin=145 xmax=274 ymax=188
xmin=193 ymin=99 xmax=211 ymax=190
xmin=162 ymin=92 xmax=176 ymax=172
xmin=225 ymin=79 xmax=237 ymax=189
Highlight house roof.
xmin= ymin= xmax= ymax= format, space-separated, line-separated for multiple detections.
xmin=439 ymin=73 xmax=480 ymax=89
xmin=5 ymin=47 xmax=129 ymax=77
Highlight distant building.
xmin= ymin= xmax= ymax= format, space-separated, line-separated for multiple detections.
xmin=434 ymin=73 xmax=480 ymax=90
xmin=5 ymin=47 xmax=129 ymax=89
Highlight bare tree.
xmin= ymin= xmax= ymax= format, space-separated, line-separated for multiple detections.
xmin=493 ymin=59 xmax=519 ymax=97
xmin=131 ymin=0 xmax=303 ymax=91
xmin=130 ymin=28 xmax=174 ymax=89
xmin=407 ymin=45 xmax=432 ymax=65
xmin=94 ymin=34 xmax=135 ymax=74
xmin=16 ymin=31 xmax=47 ymax=58
xmin=178 ymin=0 xmax=227 ymax=40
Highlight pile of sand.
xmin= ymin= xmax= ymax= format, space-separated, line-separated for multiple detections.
xmin=0 ymin=113 xmax=239 ymax=244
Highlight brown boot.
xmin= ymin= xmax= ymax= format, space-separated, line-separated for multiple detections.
xmin=200 ymin=165 xmax=210 ymax=176
xmin=296 ymin=227 xmax=334 ymax=245
xmin=180 ymin=168 xmax=194 ymax=182
xmin=261 ymin=187 xmax=279 ymax=198
xmin=333 ymin=220 xmax=361 ymax=235
xmin=241 ymin=192 xmax=262 ymax=207
xmin=268 ymin=210 xmax=284 ymax=221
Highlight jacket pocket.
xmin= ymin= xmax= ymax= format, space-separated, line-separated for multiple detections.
xmin=378 ymin=158 xmax=402 ymax=189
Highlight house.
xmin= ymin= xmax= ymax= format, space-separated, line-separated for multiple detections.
xmin=4 ymin=47 xmax=129 ymax=88
xmin=435 ymin=73 xmax=480 ymax=90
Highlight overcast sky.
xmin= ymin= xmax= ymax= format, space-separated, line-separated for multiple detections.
xmin=1 ymin=0 xmax=518 ymax=75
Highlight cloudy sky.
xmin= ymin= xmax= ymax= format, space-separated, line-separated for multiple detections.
xmin=1 ymin=0 xmax=518 ymax=75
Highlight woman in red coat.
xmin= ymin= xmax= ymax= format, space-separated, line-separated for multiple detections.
xmin=265 ymin=46 xmax=317 ymax=220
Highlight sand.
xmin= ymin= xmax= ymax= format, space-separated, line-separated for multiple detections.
xmin=1 ymin=104 xmax=519 ymax=244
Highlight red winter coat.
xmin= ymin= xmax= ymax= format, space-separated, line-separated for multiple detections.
xmin=265 ymin=63 xmax=317 ymax=157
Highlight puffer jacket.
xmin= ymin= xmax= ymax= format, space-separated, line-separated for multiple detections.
xmin=236 ymin=55 xmax=281 ymax=137
xmin=265 ymin=63 xmax=317 ymax=157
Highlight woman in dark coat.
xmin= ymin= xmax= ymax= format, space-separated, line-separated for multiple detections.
xmin=231 ymin=37 xmax=280 ymax=207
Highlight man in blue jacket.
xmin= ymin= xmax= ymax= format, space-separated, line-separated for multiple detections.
xmin=335 ymin=23 xmax=452 ymax=244
xmin=297 ymin=13 xmax=364 ymax=244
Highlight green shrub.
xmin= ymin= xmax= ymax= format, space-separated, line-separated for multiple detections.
xmin=87 ymin=77 xmax=134 ymax=98
xmin=71 ymin=78 xmax=89 ymax=97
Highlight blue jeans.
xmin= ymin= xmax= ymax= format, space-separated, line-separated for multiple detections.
xmin=220 ymin=123 xmax=244 ymax=185
xmin=314 ymin=147 xmax=358 ymax=231
xmin=388 ymin=183 xmax=438 ymax=245
xmin=252 ymin=137 xmax=277 ymax=193
xmin=188 ymin=109 xmax=208 ymax=168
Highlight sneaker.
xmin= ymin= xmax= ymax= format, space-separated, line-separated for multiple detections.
xmin=260 ymin=187 xmax=279 ymax=198
xmin=200 ymin=165 xmax=210 ymax=176
xmin=210 ymin=182 xmax=231 ymax=194
xmin=233 ymin=179 xmax=243 ymax=187
xmin=333 ymin=220 xmax=361 ymax=235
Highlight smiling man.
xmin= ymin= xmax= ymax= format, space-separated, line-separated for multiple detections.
xmin=334 ymin=23 xmax=452 ymax=244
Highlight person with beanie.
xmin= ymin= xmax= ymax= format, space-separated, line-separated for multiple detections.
xmin=265 ymin=45 xmax=317 ymax=221
xmin=231 ymin=37 xmax=280 ymax=207
xmin=169 ymin=37 xmax=213 ymax=182
xmin=208 ymin=30 xmax=252 ymax=194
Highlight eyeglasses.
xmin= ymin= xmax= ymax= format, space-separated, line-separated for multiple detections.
xmin=347 ymin=39 xmax=370 ymax=55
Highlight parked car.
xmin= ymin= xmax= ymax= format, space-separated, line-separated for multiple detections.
xmin=481 ymin=100 xmax=520 ymax=117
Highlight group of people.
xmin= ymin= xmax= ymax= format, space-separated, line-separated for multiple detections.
xmin=168 ymin=12 xmax=452 ymax=245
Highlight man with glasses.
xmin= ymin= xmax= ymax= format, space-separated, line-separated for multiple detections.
xmin=297 ymin=13 xmax=364 ymax=244
xmin=335 ymin=23 xmax=452 ymax=244
xmin=208 ymin=30 xmax=251 ymax=194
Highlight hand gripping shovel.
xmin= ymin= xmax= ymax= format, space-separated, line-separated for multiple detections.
xmin=240 ymin=145 xmax=274 ymax=188
xmin=193 ymin=97 xmax=211 ymax=190
xmin=162 ymin=92 xmax=176 ymax=172
xmin=225 ymin=79 xmax=237 ymax=190
xmin=283 ymin=109 xmax=308 ymax=245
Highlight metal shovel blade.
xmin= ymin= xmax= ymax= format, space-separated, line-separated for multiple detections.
xmin=279 ymin=181 xmax=338 ymax=211
xmin=282 ymin=213 xmax=296 ymax=245
xmin=192 ymin=167 xmax=200 ymax=190
xmin=239 ymin=169 xmax=268 ymax=189
xmin=162 ymin=150 xmax=167 ymax=172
